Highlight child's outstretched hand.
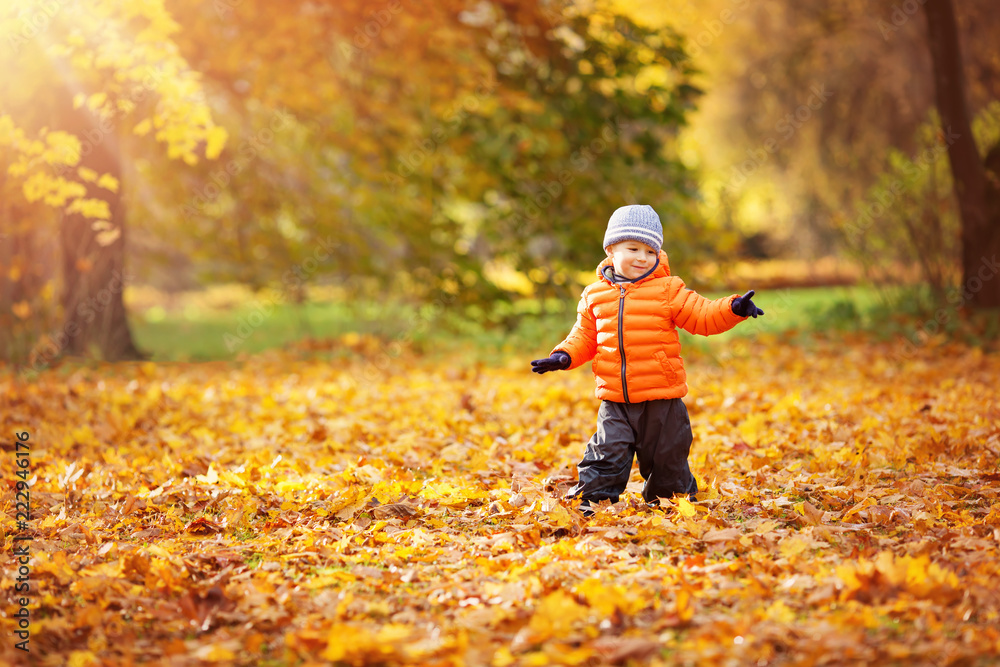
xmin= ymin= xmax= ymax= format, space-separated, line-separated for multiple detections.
xmin=531 ymin=351 xmax=571 ymax=374
xmin=732 ymin=289 xmax=765 ymax=318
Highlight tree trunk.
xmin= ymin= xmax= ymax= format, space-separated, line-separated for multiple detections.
xmin=923 ymin=0 xmax=1000 ymax=308
xmin=58 ymin=98 xmax=144 ymax=360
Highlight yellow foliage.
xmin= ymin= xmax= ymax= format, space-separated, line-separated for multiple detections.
xmin=836 ymin=551 xmax=962 ymax=604
xmin=65 ymin=197 xmax=111 ymax=220
xmin=78 ymin=167 xmax=99 ymax=183
xmin=86 ymin=92 xmax=108 ymax=111
xmin=2 ymin=0 xmax=223 ymax=223
xmin=45 ymin=131 xmax=83 ymax=165
xmin=0 ymin=114 xmax=16 ymax=144
xmin=205 ymin=125 xmax=229 ymax=160
xmin=97 ymin=173 xmax=119 ymax=193
xmin=22 ymin=172 xmax=87 ymax=205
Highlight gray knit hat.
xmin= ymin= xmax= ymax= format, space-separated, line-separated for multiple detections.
xmin=602 ymin=205 xmax=663 ymax=253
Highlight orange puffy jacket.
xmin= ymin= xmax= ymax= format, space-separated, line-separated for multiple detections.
xmin=552 ymin=251 xmax=747 ymax=403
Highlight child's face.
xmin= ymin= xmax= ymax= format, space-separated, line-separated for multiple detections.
xmin=606 ymin=241 xmax=658 ymax=280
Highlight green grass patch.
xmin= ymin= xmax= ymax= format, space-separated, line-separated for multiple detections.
xmin=129 ymin=283 xmax=998 ymax=364
xmin=131 ymin=299 xmax=425 ymax=362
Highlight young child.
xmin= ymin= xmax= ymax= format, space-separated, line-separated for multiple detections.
xmin=530 ymin=204 xmax=763 ymax=514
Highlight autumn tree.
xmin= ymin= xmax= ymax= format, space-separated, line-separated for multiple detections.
xmin=922 ymin=0 xmax=1000 ymax=307
xmin=4 ymin=0 xmax=711 ymax=365
xmin=0 ymin=1 xmax=225 ymax=364
xmin=158 ymin=0 xmax=710 ymax=309
xmin=442 ymin=4 xmax=708 ymax=307
xmin=674 ymin=0 xmax=1000 ymax=300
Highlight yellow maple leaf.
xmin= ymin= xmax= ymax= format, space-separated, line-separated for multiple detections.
xmin=676 ymin=497 xmax=697 ymax=517
xmin=754 ymin=520 xmax=780 ymax=535
xmin=196 ymin=464 xmax=219 ymax=484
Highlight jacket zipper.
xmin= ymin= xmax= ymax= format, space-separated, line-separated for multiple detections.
xmin=618 ymin=285 xmax=629 ymax=403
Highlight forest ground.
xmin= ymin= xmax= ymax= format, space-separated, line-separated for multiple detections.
xmin=2 ymin=304 xmax=999 ymax=665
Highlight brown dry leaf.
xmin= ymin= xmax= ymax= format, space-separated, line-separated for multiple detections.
xmin=371 ymin=502 xmax=421 ymax=521
xmin=593 ymin=636 xmax=660 ymax=662
xmin=800 ymin=500 xmax=827 ymax=524
xmin=702 ymin=527 xmax=741 ymax=544
xmin=185 ymin=517 xmax=225 ymax=534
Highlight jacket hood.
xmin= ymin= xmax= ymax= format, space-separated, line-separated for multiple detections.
xmin=598 ymin=249 xmax=672 ymax=285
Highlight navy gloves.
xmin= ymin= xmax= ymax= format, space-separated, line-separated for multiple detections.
xmin=732 ymin=289 xmax=764 ymax=318
xmin=531 ymin=351 xmax=571 ymax=374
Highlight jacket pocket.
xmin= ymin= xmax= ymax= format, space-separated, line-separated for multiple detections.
xmin=653 ymin=350 xmax=678 ymax=385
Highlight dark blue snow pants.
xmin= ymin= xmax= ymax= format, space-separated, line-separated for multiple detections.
xmin=566 ymin=398 xmax=698 ymax=504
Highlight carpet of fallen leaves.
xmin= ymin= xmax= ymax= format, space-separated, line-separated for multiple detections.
xmin=2 ymin=333 xmax=1000 ymax=666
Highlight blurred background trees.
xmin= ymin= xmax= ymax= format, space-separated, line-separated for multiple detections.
xmin=2 ymin=0 xmax=999 ymax=363
xmin=669 ymin=0 xmax=1000 ymax=301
